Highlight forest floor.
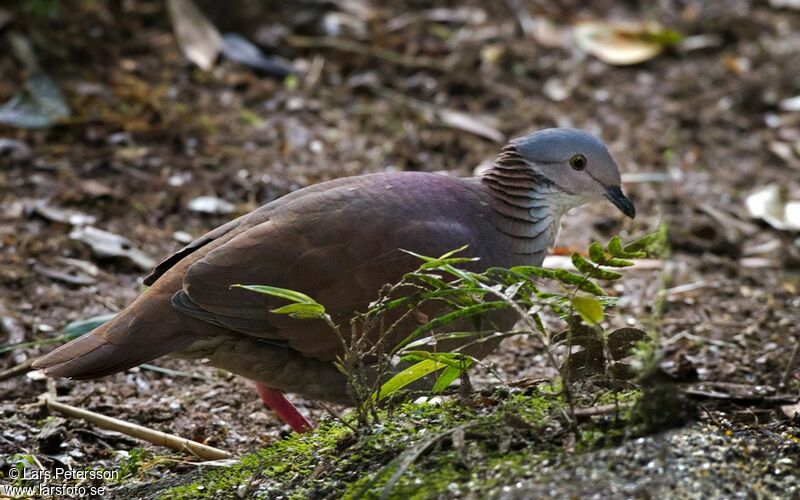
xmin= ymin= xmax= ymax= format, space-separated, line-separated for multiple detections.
xmin=1 ymin=0 xmax=799 ymax=498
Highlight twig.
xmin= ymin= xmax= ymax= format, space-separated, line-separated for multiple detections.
xmin=0 ymin=358 xmax=34 ymax=381
xmin=683 ymin=388 xmax=797 ymax=405
xmin=371 ymin=86 xmax=504 ymax=143
xmin=663 ymin=280 xmax=708 ymax=299
xmin=42 ymin=395 xmax=233 ymax=460
xmin=573 ymin=402 xmax=634 ymax=418
xmin=285 ymin=35 xmax=448 ymax=71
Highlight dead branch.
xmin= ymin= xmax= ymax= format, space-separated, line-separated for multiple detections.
xmin=42 ymin=395 xmax=233 ymax=460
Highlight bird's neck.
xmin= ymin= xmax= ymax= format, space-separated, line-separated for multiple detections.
xmin=478 ymin=147 xmax=576 ymax=261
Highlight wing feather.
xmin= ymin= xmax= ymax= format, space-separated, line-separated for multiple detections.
xmin=179 ymin=176 xmax=489 ymax=361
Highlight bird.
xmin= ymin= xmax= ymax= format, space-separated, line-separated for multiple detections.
xmin=34 ymin=128 xmax=635 ymax=433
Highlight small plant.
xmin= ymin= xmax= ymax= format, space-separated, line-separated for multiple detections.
xmin=118 ymin=447 xmax=150 ymax=479
xmin=237 ymin=227 xmax=667 ymax=427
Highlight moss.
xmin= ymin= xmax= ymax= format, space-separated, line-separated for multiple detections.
xmin=166 ymin=422 xmax=351 ymax=500
xmin=594 ymin=388 xmax=641 ymax=407
xmin=163 ymin=388 xmax=642 ymax=499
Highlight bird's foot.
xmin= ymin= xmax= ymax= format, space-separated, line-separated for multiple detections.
xmin=255 ymin=382 xmax=314 ymax=433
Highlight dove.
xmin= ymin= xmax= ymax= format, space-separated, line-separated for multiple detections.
xmin=34 ymin=128 xmax=635 ymax=432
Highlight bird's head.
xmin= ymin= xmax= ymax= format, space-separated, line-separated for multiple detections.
xmin=510 ymin=128 xmax=635 ymax=218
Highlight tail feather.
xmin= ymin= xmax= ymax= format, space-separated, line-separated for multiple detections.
xmin=33 ymin=296 xmax=195 ymax=379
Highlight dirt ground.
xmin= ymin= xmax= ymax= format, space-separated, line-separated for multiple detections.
xmin=1 ymin=0 xmax=799 ymax=495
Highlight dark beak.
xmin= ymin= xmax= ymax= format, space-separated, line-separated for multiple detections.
xmin=604 ymin=185 xmax=636 ymax=219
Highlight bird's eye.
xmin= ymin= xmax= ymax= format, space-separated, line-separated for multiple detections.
xmin=570 ymin=154 xmax=587 ymax=171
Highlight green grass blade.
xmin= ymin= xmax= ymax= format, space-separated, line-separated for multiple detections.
xmin=394 ymin=301 xmax=510 ymax=351
xmin=233 ymin=284 xmax=322 ymax=306
xmin=373 ymin=359 xmax=446 ymax=401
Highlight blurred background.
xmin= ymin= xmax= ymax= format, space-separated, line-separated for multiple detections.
xmin=1 ymin=0 xmax=799 ymax=487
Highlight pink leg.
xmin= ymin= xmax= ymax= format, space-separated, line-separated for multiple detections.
xmin=255 ymin=382 xmax=314 ymax=433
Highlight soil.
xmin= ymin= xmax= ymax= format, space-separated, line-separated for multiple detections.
xmin=1 ymin=0 xmax=799 ymax=497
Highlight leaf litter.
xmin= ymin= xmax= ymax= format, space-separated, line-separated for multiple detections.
xmin=0 ymin=0 xmax=799 ymax=496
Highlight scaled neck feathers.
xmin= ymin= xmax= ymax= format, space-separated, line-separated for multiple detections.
xmin=479 ymin=144 xmax=580 ymax=261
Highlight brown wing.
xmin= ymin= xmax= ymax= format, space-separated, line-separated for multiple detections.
xmin=142 ymin=216 xmax=247 ymax=286
xmin=177 ymin=175 xmax=487 ymax=361
xmin=142 ymin=178 xmax=359 ymax=286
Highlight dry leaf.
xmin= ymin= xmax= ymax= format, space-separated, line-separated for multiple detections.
xmin=30 ymin=201 xmax=96 ymax=226
xmin=0 ymin=35 xmax=70 ymax=129
xmin=69 ymin=226 xmax=155 ymax=271
xmin=221 ymin=33 xmax=295 ymax=78
xmin=745 ymin=184 xmax=800 ymax=231
xmin=778 ymin=95 xmax=800 ymax=111
xmin=167 ymin=0 xmax=222 ymax=71
xmin=437 ymin=109 xmax=504 ymax=143
xmin=574 ymin=20 xmax=680 ymax=66
xmin=188 ymin=195 xmax=236 ymax=214
xmin=770 ymin=0 xmax=800 ymax=9
xmin=781 ymin=401 xmax=800 ymax=418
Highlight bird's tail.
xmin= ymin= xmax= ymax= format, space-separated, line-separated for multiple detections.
xmin=32 ymin=292 xmax=195 ymax=379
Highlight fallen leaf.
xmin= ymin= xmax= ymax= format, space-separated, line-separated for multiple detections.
xmin=188 ymin=195 xmax=236 ymax=214
xmin=23 ymin=368 xmax=46 ymax=382
xmin=167 ymin=0 xmax=222 ymax=71
xmin=739 ymin=257 xmax=781 ymax=269
xmin=33 ymin=262 xmax=97 ymax=286
xmin=172 ymin=231 xmax=194 ymax=243
xmin=606 ymin=328 xmax=648 ymax=359
xmin=553 ymin=322 xmax=605 ymax=380
xmin=745 ymin=184 xmax=800 ymax=231
xmin=770 ymin=0 xmax=800 ymax=9
xmin=678 ymin=34 xmax=723 ymax=52
xmin=781 ymin=401 xmax=800 ymax=418
xmin=768 ymin=141 xmax=800 ymax=168
xmin=221 ymin=33 xmax=296 ymax=78
xmin=79 ymin=179 xmax=119 ymax=198
xmin=778 ymin=95 xmax=800 ymax=112
xmin=0 ymin=34 xmax=70 ymax=129
xmin=437 ymin=109 xmax=504 ymax=143
xmin=0 ymin=138 xmax=32 ymax=161
xmin=542 ymin=77 xmax=571 ymax=102
xmin=30 ymin=201 xmax=97 ymax=226
xmin=69 ymin=226 xmax=155 ymax=271
xmin=574 ymin=20 xmax=681 ymax=66
xmin=113 ymin=146 xmax=149 ymax=161
xmin=531 ymin=17 xmax=572 ymax=48
xmin=0 ymin=73 xmax=70 ymax=129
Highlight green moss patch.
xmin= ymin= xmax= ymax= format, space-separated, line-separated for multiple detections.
xmin=164 ymin=387 xmax=641 ymax=499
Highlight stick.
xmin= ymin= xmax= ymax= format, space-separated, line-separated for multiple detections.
xmin=285 ymin=35 xmax=447 ymax=70
xmin=683 ymin=388 xmax=797 ymax=404
xmin=0 ymin=358 xmax=34 ymax=381
xmin=43 ymin=396 xmax=233 ymax=460
xmin=573 ymin=402 xmax=634 ymax=418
